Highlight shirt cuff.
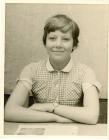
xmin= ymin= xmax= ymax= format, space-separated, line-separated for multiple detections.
xmin=82 ymin=82 xmax=102 ymax=93
xmin=16 ymin=79 xmax=32 ymax=91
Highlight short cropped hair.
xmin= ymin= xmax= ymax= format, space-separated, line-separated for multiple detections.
xmin=43 ymin=14 xmax=80 ymax=50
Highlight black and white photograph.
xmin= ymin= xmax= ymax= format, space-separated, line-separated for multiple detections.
xmin=4 ymin=3 xmax=108 ymax=136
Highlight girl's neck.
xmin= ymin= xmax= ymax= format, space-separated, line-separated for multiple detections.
xmin=49 ymin=57 xmax=71 ymax=71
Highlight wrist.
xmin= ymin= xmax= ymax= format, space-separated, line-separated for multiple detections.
xmin=52 ymin=102 xmax=59 ymax=113
xmin=46 ymin=103 xmax=54 ymax=112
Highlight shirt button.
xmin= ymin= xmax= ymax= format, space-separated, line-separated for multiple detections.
xmin=55 ymin=96 xmax=59 ymax=102
xmin=55 ymin=84 xmax=59 ymax=88
xmin=57 ymin=72 xmax=60 ymax=76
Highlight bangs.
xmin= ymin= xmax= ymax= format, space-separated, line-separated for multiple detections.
xmin=45 ymin=17 xmax=73 ymax=33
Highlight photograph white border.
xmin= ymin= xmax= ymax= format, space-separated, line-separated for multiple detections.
xmin=0 ymin=0 xmax=109 ymax=139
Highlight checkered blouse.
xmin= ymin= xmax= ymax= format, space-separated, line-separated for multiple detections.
xmin=17 ymin=58 xmax=101 ymax=106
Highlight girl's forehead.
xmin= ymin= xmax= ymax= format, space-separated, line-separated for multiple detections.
xmin=48 ymin=30 xmax=72 ymax=36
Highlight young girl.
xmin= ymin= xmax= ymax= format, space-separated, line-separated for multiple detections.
xmin=5 ymin=14 xmax=101 ymax=124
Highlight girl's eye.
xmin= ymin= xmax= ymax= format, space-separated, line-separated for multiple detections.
xmin=49 ymin=37 xmax=56 ymax=40
xmin=63 ymin=38 xmax=70 ymax=41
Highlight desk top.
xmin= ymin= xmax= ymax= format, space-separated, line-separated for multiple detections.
xmin=4 ymin=122 xmax=107 ymax=136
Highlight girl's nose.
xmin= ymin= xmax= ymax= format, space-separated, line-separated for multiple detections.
xmin=56 ymin=38 xmax=62 ymax=48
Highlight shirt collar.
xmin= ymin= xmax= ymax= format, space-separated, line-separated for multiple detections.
xmin=46 ymin=57 xmax=73 ymax=73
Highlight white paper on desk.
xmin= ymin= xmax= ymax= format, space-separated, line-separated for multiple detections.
xmin=15 ymin=124 xmax=78 ymax=135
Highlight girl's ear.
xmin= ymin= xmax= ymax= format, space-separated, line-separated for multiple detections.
xmin=72 ymin=45 xmax=78 ymax=52
xmin=72 ymin=46 xmax=75 ymax=52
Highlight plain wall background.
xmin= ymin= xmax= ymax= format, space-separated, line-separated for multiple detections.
xmin=5 ymin=4 xmax=108 ymax=98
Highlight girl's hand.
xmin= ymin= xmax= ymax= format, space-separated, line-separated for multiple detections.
xmin=55 ymin=115 xmax=73 ymax=123
xmin=29 ymin=103 xmax=54 ymax=112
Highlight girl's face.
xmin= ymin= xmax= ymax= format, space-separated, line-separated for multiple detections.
xmin=46 ymin=30 xmax=73 ymax=62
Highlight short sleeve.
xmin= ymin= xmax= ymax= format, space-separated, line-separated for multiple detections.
xmin=82 ymin=67 xmax=102 ymax=93
xmin=16 ymin=63 xmax=35 ymax=91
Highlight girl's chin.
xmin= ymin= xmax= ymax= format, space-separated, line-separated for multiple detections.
xmin=50 ymin=56 xmax=70 ymax=63
xmin=50 ymin=56 xmax=64 ymax=61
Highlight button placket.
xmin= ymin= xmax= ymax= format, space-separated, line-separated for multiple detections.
xmin=53 ymin=71 xmax=60 ymax=102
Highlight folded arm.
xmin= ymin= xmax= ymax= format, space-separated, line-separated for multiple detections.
xmin=53 ymin=86 xmax=100 ymax=124
xmin=4 ymin=82 xmax=72 ymax=123
xmin=27 ymin=86 xmax=99 ymax=124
